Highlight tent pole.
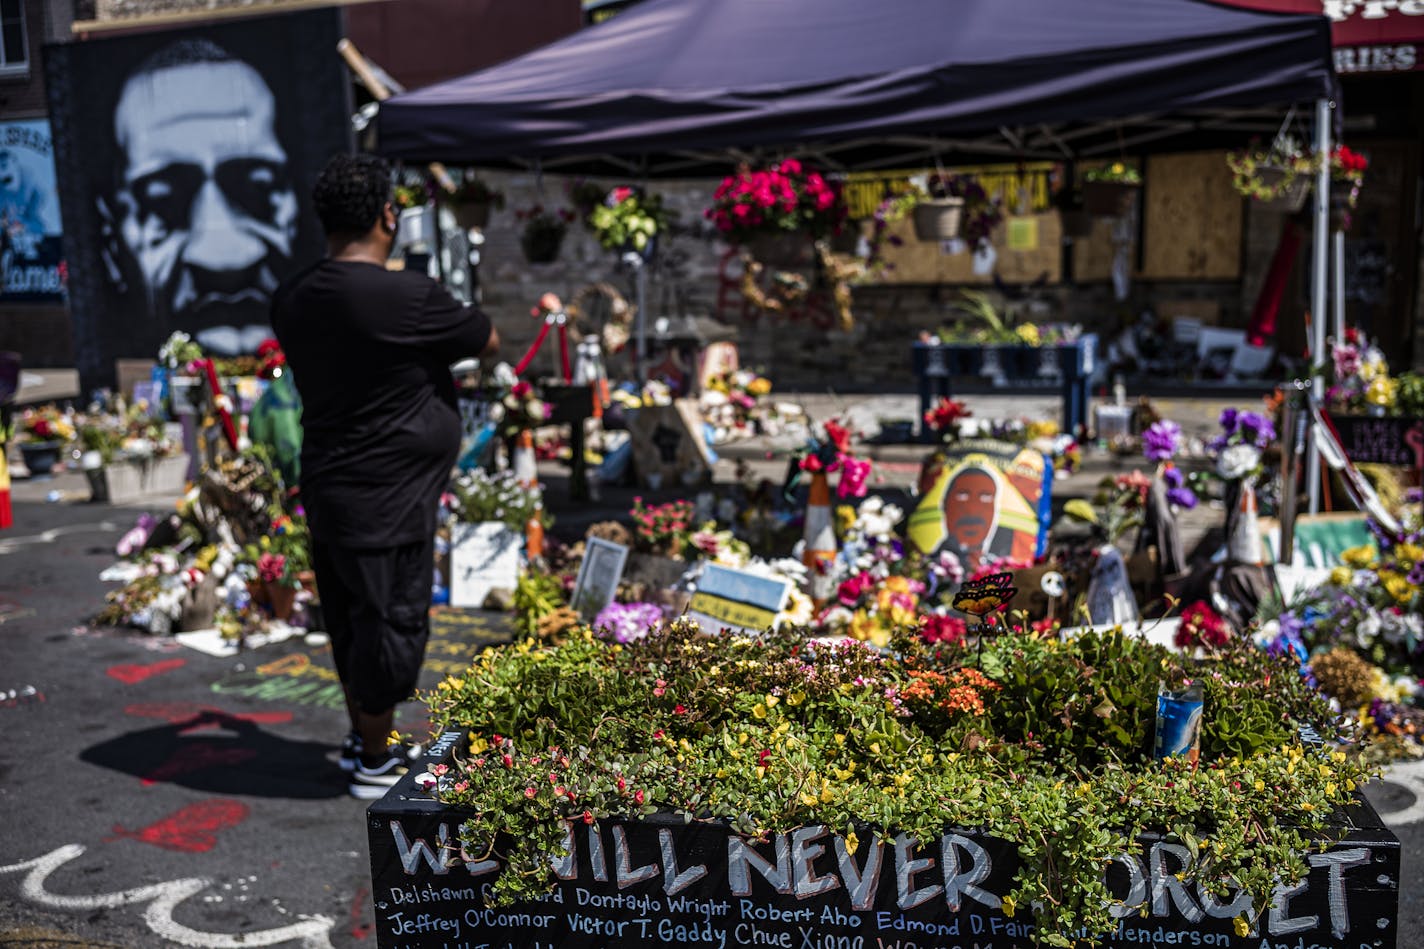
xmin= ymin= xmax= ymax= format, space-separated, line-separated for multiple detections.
xmin=1332 ymin=229 xmax=1346 ymax=343
xmin=1306 ymin=97 xmax=1332 ymax=516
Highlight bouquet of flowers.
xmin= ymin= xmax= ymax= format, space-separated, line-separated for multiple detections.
xmin=1207 ymin=407 xmax=1275 ymax=481
xmin=158 ymin=331 xmax=204 ymax=370
xmin=704 ymin=158 xmax=846 ymax=244
xmin=1326 ymin=330 xmax=1395 ymax=413
xmin=587 ymin=186 xmax=671 ymax=253
xmin=447 ymin=468 xmax=548 ymax=533
xmin=797 ymin=417 xmax=870 ymax=500
xmin=18 ymin=406 xmax=76 ymax=444
xmin=922 ymin=397 xmax=971 ymax=443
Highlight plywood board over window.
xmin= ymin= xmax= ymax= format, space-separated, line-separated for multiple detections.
xmin=1140 ymin=151 xmax=1242 ymax=280
xmin=867 ymin=212 xmax=1063 ymax=285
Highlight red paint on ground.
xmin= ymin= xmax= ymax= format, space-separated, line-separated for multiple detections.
xmin=106 ymin=658 xmax=187 ymax=684
xmin=106 ymin=799 xmax=250 ymax=852
xmin=124 ymin=702 xmax=293 ymax=727
xmin=349 ymin=885 xmax=373 ymax=940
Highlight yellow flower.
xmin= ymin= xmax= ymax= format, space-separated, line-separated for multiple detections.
xmin=1015 ymin=323 xmax=1041 ymax=346
xmin=1394 ymin=543 xmax=1423 ymax=566
xmin=1233 ymin=916 xmax=1251 ymax=938
xmin=1341 ymin=545 xmax=1377 ymax=569
xmin=1329 ymin=566 xmax=1352 ymax=586
xmin=765 ymin=694 xmax=780 ymax=708
xmin=752 ymin=703 xmax=768 ymax=720
xmin=844 ymin=831 xmax=859 ymax=853
xmin=747 ymin=377 xmax=772 ymax=396
xmin=1365 ymin=376 xmax=1397 ymax=409
xmin=1001 ymin=895 xmax=1016 ymax=918
xmin=1254 ymin=780 xmax=1265 ymax=792
xmin=787 ymin=691 xmax=806 ymax=707
xmin=835 ymin=505 xmax=857 ymax=535
xmin=1301 ymin=802 xmax=1315 ymax=812
xmin=1383 ymin=574 xmax=1412 ymax=605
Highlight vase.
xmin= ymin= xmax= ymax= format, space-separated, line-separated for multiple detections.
xmin=1082 ymin=180 xmax=1139 ymax=217
xmin=911 ymin=197 xmax=965 ymax=241
xmin=521 ymin=229 xmax=565 ymax=264
xmin=265 ymin=582 xmax=298 ymax=621
xmin=452 ymin=201 xmax=491 ymax=231
xmin=744 ymin=231 xmax=813 ymax=268
xmin=18 ymin=441 xmax=62 ymax=479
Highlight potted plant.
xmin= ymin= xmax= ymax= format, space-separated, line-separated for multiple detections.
xmin=80 ymin=409 xmax=187 ymax=503
xmin=587 ymin=186 xmax=672 ymax=259
xmin=704 ymin=157 xmax=846 ymax=267
xmin=450 ymin=173 xmax=505 ymax=230
xmin=567 ymin=178 xmax=609 ymax=222
xmin=515 ymin=205 xmax=575 ymax=264
xmin=393 ymin=182 xmax=427 ymax=210
xmin=16 ymin=406 xmax=75 ymax=478
xmin=1225 ymin=138 xmax=1313 ymax=212
xmin=1327 ymin=144 xmax=1368 ymax=231
xmin=910 ymin=172 xmax=1003 ymax=244
xmin=1082 ymin=161 xmax=1142 ymax=217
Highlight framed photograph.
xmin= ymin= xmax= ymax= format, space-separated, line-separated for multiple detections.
xmin=571 ymin=537 xmax=630 ymax=620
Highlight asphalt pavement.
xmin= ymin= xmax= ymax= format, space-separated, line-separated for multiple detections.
xmin=2 ymin=398 xmax=1423 ymax=947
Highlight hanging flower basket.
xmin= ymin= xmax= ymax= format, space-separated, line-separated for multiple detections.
xmin=745 ymin=231 xmax=814 ymax=268
xmin=452 ymin=201 xmax=492 ymax=231
xmin=911 ymin=196 xmax=965 ymax=241
xmin=1260 ymin=174 xmax=1312 ymax=213
xmin=1083 ymin=180 xmax=1140 ymax=217
xmin=521 ymin=228 xmax=566 ymax=264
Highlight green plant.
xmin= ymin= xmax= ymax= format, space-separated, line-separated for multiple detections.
xmin=1084 ymin=161 xmax=1142 ymax=185
xmin=1396 ymin=371 xmax=1424 ymax=416
xmin=1225 ymin=138 xmax=1313 ymax=201
xmin=424 ymin=622 xmax=1374 ymax=944
xmin=628 ymin=497 xmax=697 ymax=559
xmin=1063 ymin=474 xmax=1147 ymax=544
xmin=705 ymin=157 xmax=846 ymax=244
xmin=393 ymin=183 xmax=427 ymax=210
xmin=586 ymin=186 xmax=672 ymax=253
xmin=451 ymin=174 xmax=505 ymax=209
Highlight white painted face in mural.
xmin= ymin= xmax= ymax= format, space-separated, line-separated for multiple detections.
xmin=101 ymin=42 xmax=298 ymax=355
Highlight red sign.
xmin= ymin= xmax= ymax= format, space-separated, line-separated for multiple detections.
xmin=1223 ymin=0 xmax=1424 ymax=72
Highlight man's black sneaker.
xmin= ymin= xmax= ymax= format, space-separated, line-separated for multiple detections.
xmin=349 ymin=754 xmax=410 ymax=800
xmin=338 ymin=732 xmax=362 ymax=773
xmin=340 ymin=735 xmax=424 ymax=773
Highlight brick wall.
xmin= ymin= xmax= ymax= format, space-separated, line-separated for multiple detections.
xmin=463 ymin=172 xmax=1280 ymax=391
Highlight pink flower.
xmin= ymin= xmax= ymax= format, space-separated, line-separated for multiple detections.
xmin=779 ymin=158 xmax=802 ymax=176
xmin=524 ymin=787 xmax=537 ymax=799
xmin=837 ymin=456 xmax=871 ymax=500
xmin=611 ymin=186 xmax=634 ymax=204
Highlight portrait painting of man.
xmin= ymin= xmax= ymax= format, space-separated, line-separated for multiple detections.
xmin=45 ymin=9 xmax=351 ymax=388
xmin=907 ymin=443 xmax=1051 ymax=571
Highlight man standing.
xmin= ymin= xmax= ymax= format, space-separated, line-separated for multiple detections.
xmin=272 ymin=154 xmax=499 ymax=798
xmin=101 ymin=39 xmax=299 ymax=356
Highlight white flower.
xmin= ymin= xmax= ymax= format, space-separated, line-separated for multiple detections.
xmin=1217 ymin=443 xmax=1261 ymax=480
xmin=776 ymin=589 xmax=814 ymax=628
xmin=1356 ymin=610 xmax=1382 ymax=648
xmin=491 ymin=362 xmax=518 ymax=387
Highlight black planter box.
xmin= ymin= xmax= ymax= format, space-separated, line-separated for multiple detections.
xmin=369 ymin=733 xmax=1399 ymax=949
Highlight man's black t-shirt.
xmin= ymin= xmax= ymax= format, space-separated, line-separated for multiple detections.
xmin=271 ymin=260 xmax=492 ymax=549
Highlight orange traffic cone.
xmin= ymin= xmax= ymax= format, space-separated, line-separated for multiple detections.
xmin=802 ymin=470 xmax=837 ymax=605
xmin=512 ymin=428 xmax=538 ymax=488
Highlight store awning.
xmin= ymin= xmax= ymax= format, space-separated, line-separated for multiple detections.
xmin=1219 ymin=0 xmax=1423 ymax=74
xmin=378 ymin=0 xmax=1335 ymax=175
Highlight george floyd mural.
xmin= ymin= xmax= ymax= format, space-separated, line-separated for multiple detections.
xmin=45 ymin=9 xmax=352 ymax=388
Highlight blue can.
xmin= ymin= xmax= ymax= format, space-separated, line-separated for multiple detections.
xmin=1155 ymin=683 xmax=1204 ymax=765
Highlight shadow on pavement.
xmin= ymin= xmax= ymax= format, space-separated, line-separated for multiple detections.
xmin=79 ymin=709 xmax=345 ymax=799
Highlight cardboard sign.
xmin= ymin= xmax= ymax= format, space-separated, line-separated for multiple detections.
xmin=571 ymin=537 xmax=630 ymax=620
xmin=627 ymin=399 xmax=713 ymax=489
xmin=687 ymin=563 xmax=790 ymax=635
xmin=449 ymin=522 xmax=522 ymax=608
xmin=908 ymin=439 xmax=1052 ymax=572
xmin=1328 ymin=414 xmax=1424 ymax=468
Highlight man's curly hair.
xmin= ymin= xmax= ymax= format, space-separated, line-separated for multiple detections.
xmin=313 ymin=153 xmax=391 ymax=237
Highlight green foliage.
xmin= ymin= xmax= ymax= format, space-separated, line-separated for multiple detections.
xmin=586 ymin=187 xmax=673 ymax=252
xmin=1396 ymin=371 xmax=1424 ymax=417
xmin=512 ymin=570 xmax=566 ymax=639
xmin=425 ymin=623 xmax=1374 ymax=943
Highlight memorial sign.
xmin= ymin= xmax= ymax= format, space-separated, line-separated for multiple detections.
xmin=369 ymin=735 xmax=1400 ymax=949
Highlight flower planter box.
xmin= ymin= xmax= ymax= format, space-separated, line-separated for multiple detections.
xmin=912 ymin=337 xmax=1097 ymax=437
xmin=86 ymin=454 xmax=190 ymax=503
xmin=368 ymin=732 xmax=1400 ymax=949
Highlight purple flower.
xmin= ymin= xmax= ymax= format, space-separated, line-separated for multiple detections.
xmin=1142 ymin=420 xmax=1181 ymax=462
xmin=1219 ymin=407 xmax=1238 ymax=434
xmin=1163 ymin=466 xmax=1186 ymax=489
xmin=1166 ymin=487 xmax=1198 ymax=510
xmin=1238 ymin=411 xmax=1276 ymax=448
xmin=593 ymin=601 xmax=664 ymax=643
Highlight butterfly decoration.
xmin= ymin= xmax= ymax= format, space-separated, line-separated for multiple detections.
xmin=952 ymin=572 xmax=1018 ymax=617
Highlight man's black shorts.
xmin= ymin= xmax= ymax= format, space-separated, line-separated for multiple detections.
xmin=312 ymin=537 xmax=434 ymax=714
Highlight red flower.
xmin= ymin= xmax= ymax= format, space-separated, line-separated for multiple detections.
xmin=634 ymin=789 xmax=645 ymax=805
xmin=611 ymin=186 xmax=634 ymax=204
xmin=582 ymin=810 xmax=595 ymax=824
xmin=673 ymin=704 xmax=688 ymax=715
xmin=924 ymin=398 xmax=972 ymax=432
xmin=501 ymin=754 xmax=514 ymax=769
xmin=524 ymin=787 xmax=537 ymax=799
xmin=757 ymin=749 xmax=772 ymax=767
xmin=823 ymin=419 xmax=852 ymax=454
xmin=511 ymin=381 xmax=532 ymax=399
